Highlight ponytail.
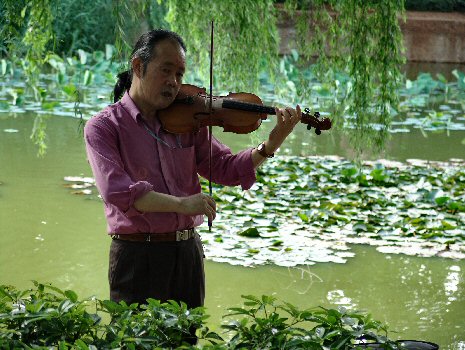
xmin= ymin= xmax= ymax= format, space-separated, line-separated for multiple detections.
xmin=113 ymin=70 xmax=132 ymax=103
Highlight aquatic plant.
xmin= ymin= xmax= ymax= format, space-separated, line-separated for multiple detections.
xmin=62 ymin=155 xmax=465 ymax=267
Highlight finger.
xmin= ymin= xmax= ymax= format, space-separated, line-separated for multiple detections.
xmin=285 ymin=107 xmax=295 ymax=116
xmin=277 ymin=107 xmax=290 ymax=124
xmin=205 ymin=208 xmax=213 ymax=222
xmin=206 ymin=199 xmax=216 ymax=216
xmin=274 ymin=107 xmax=281 ymax=123
xmin=205 ymin=203 xmax=216 ymax=222
xmin=275 ymin=107 xmax=286 ymax=124
xmin=288 ymin=106 xmax=301 ymax=117
xmin=203 ymin=195 xmax=216 ymax=212
xmin=211 ymin=206 xmax=216 ymax=221
xmin=204 ymin=195 xmax=216 ymax=210
xmin=296 ymin=104 xmax=302 ymax=119
xmin=287 ymin=106 xmax=301 ymax=126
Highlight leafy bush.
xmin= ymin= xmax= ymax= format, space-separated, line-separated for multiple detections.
xmin=0 ymin=282 xmax=99 ymax=348
xmin=0 ymin=282 xmax=401 ymax=349
xmin=0 ymin=0 xmax=168 ymax=58
xmin=51 ymin=0 xmax=117 ymax=56
xmin=97 ymin=298 xmax=220 ymax=349
xmin=222 ymin=295 xmax=398 ymax=349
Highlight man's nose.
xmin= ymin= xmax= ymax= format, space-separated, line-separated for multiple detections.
xmin=167 ymin=74 xmax=178 ymax=87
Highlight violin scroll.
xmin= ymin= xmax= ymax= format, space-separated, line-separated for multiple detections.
xmin=303 ymin=108 xmax=332 ymax=135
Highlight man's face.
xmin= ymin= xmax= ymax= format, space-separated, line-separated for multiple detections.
xmin=138 ymin=39 xmax=186 ymax=111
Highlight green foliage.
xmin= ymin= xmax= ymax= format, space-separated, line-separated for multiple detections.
xmin=0 ymin=281 xmax=99 ymax=348
xmin=1 ymin=1 xmax=459 ymax=158
xmin=1 ymin=0 xmax=55 ymax=97
xmin=0 ymin=45 xmax=121 ymax=154
xmin=1 ymin=0 xmax=55 ymax=156
xmin=1 ymin=43 xmax=464 ymax=159
xmin=0 ymin=283 xmax=400 ymax=349
xmin=50 ymin=0 xmax=117 ymax=56
xmin=0 ymin=0 xmax=150 ymax=156
xmin=238 ymin=227 xmax=261 ymax=238
xmin=285 ymin=0 xmax=406 ymax=156
xmin=341 ymin=165 xmax=392 ymax=186
xmin=0 ymin=283 xmax=218 ymax=349
xmin=164 ymin=0 xmax=280 ymax=93
xmin=2 ymin=0 xmax=409 ymax=157
xmin=112 ymin=0 xmax=146 ymax=62
xmin=65 ymin=154 xmax=465 ymax=265
xmin=223 ymin=294 xmax=398 ymax=349
xmin=98 ymin=298 xmax=213 ymax=349
xmin=30 ymin=115 xmax=48 ymax=157
xmin=0 ymin=0 xmax=28 ymax=56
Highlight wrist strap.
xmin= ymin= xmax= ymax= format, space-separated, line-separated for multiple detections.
xmin=257 ymin=142 xmax=274 ymax=158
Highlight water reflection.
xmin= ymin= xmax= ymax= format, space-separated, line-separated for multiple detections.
xmin=326 ymin=289 xmax=354 ymax=308
xmin=205 ymin=247 xmax=465 ymax=348
xmin=444 ymin=265 xmax=461 ymax=303
xmin=389 ymin=255 xmax=465 ymax=338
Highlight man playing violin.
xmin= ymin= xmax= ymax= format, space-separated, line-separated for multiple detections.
xmin=84 ymin=29 xmax=301 ymax=342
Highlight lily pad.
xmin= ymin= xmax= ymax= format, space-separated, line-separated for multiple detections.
xmin=238 ymin=227 xmax=261 ymax=238
xmin=63 ymin=154 xmax=465 ymax=267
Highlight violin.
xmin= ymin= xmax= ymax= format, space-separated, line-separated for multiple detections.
xmin=158 ymin=84 xmax=332 ymax=135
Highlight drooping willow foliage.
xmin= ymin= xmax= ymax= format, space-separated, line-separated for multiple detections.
xmin=1 ymin=0 xmax=55 ymax=155
xmin=285 ymin=0 xmax=406 ymax=153
xmin=1 ymin=0 xmax=406 ymax=156
xmin=164 ymin=0 xmax=280 ymax=93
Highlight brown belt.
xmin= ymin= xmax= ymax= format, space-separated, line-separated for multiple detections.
xmin=111 ymin=228 xmax=196 ymax=243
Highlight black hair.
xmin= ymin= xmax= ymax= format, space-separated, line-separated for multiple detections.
xmin=113 ymin=29 xmax=186 ymax=103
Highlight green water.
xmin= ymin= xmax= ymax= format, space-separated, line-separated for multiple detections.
xmin=1 ymin=113 xmax=464 ymax=349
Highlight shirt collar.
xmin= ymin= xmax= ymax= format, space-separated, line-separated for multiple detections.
xmin=120 ymin=91 xmax=142 ymax=123
xmin=120 ymin=91 xmax=163 ymax=134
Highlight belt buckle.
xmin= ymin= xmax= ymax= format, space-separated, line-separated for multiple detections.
xmin=176 ymin=230 xmax=188 ymax=241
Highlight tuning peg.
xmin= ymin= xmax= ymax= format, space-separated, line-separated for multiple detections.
xmin=315 ymin=129 xmax=321 ymax=135
xmin=304 ymin=107 xmax=311 ymax=114
xmin=307 ymin=124 xmax=312 ymax=131
xmin=314 ymin=111 xmax=320 ymax=119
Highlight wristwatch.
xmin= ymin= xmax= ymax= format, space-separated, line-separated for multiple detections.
xmin=257 ymin=142 xmax=274 ymax=158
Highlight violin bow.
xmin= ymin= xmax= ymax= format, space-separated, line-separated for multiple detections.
xmin=208 ymin=19 xmax=214 ymax=231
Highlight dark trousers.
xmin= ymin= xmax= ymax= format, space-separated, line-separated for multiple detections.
xmin=108 ymin=233 xmax=205 ymax=308
xmin=108 ymin=233 xmax=205 ymax=345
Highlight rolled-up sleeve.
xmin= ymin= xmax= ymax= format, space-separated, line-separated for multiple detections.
xmin=195 ymin=127 xmax=256 ymax=190
xmin=84 ymin=114 xmax=153 ymax=217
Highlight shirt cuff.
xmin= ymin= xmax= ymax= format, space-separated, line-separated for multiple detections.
xmin=237 ymin=148 xmax=257 ymax=190
xmin=125 ymin=181 xmax=154 ymax=217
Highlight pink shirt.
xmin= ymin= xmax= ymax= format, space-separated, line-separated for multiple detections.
xmin=84 ymin=92 xmax=256 ymax=234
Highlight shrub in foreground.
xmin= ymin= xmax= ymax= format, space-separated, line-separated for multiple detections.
xmin=0 ymin=282 xmax=399 ymax=349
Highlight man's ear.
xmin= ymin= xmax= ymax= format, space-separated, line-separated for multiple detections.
xmin=131 ymin=57 xmax=143 ymax=79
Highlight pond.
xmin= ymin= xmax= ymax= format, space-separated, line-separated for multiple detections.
xmin=0 ymin=62 xmax=465 ymax=348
